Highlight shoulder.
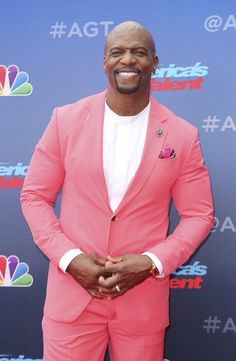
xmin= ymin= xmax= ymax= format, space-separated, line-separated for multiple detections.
xmin=47 ymin=90 xmax=107 ymax=145
xmin=54 ymin=90 xmax=107 ymax=119
xmin=150 ymin=96 xmax=197 ymax=138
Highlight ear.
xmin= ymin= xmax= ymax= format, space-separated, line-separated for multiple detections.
xmin=152 ymin=55 xmax=158 ymax=73
xmin=104 ymin=56 xmax=107 ymax=73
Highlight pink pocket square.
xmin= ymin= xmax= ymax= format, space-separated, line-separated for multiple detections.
xmin=159 ymin=146 xmax=176 ymax=159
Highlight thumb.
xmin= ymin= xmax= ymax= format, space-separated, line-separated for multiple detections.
xmin=92 ymin=254 xmax=107 ymax=266
xmin=106 ymin=255 xmax=124 ymax=264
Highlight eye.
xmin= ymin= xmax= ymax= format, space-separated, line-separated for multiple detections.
xmin=134 ymin=50 xmax=146 ymax=56
xmin=110 ymin=50 xmax=122 ymax=57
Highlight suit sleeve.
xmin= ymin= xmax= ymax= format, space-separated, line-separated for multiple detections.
xmin=148 ymin=128 xmax=214 ymax=277
xmin=20 ymin=108 xmax=77 ymax=266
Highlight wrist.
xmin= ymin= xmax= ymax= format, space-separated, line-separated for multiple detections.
xmin=149 ymin=260 xmax=159 ymax=278
xmin=67 ymin=254 xmax=84 ymax=275
xmin=141 ymin=255 xmax=158 ymax=278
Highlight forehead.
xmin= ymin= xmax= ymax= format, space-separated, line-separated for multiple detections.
xmin=106 ymin=29 xmax=153 ymax=52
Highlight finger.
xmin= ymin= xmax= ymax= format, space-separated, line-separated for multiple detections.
xmin=98 ymin=274 xmax=119 ymax=288
xmin=96 ymin=259 xmax=107 ymax=266
xmin=104 ymin=262 xmax=125 ymax=274
xmin=94 ymin=255 xmax=107 ymax=266
xmin=106 ymin=255 xmax=124 ymax=263
xmin=97 ymin=286 xmax=117 ymax=295
xmin=88 ymin=289 xmax=106 ymax=299
xmin=109 ymin=287 xmax=127 ymax=299
xmin=101 ymin=286 xmax=122 ymax=299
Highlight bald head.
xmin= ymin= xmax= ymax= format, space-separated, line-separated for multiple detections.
xmin=105 ymin=21 xmax=156 ymax=56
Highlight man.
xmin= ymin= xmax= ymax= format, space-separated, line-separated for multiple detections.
xmin=21 ymin=21 xmax=214 ymax=361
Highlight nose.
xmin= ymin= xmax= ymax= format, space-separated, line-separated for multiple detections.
xmin=120 ymin=50 xmax=136 ymax=65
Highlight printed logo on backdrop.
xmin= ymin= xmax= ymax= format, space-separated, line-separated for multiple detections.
xmin=49 ymin=20 xmax=114 ymax=39
xmin=212 ymin=216 xmax=236 ymax=233
xmin=0 ymin=255 xmax=33 ymax=287
xmin=203 ymin=316 xmax=236 ymax=334
xmin=170 ymin=261 xmax=207 ymax=289
xmin=0 ymin=65 xmax=32 ymax=96
xmin=0 ymin=356 xmax=42 ymax=361
xmin=0 ymin=163 xmax=28 ymax=189
xmin=201 ymin=115 xmax=236 ymax=133
xmin=151 ymin=62 xmax=208 ymax=92
xmin=204 ymin=14 xmax=236 ymax=32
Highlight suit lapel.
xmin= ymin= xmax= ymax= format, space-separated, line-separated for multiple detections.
xmin=83 ymin=91 xmax=112 ymax=212
xmin=83 ymin=92 xmax=170 ymax=213
xmin=116 ymin=96 xmax=169 ymax=212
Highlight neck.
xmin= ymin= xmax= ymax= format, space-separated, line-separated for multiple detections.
xmin=106 ymin=87 xmax=150 ymax=116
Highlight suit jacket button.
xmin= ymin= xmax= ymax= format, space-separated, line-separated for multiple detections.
xmin=111 ymin=215 xmax=117 ymax=221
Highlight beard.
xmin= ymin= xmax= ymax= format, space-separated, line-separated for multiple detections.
xmin=114 ymin=74 xmax=142 ymax=94
xmin=115 ymin=84 xmax=139 ymax=94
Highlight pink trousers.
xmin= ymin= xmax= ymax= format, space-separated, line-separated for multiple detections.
xmin=42 ymin=298 xmax=165 ymax=361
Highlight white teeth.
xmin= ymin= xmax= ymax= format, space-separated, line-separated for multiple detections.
xmin=117 ymin=72 xmax=138 ymax=78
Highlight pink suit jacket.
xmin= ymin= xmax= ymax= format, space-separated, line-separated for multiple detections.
xmin=21 ymin=90 xmax=214 ymax=334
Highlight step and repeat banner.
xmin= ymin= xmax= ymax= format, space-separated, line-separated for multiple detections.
xmin=0 ymin=1 xmax=235 ymax=360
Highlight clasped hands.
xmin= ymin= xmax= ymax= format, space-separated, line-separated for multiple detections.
xmin=66 ymin=252 xmax=154 ymax=299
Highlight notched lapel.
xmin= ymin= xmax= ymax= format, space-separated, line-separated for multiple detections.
xmin=116 ymin=97 xmax=169 ymax=212
xmin=83 ymin=91 xmax=112 ymax=211
xmin=82 ymin=93 xmax=171 ymax=214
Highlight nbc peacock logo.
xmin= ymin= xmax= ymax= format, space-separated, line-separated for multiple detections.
xmin=0 ymin=255 xmax=33 ymax=287
xmin=0 ymin=65 xmax=33 ymax=96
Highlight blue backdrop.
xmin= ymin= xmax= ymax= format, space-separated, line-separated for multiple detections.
xmin=0 ymin=1 xmax=236 ymax=360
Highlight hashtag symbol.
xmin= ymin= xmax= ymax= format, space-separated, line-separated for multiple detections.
xmin=202 ymin=116 xmax=220 ymax=132
xmin=203 ymin=316 xmax=222 ymax=333
xmin=49 ymin=22 xmax=67 ymax=39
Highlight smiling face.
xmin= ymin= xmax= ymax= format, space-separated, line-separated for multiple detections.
xmin=104 ymin=23 xmax=158 ymax=96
